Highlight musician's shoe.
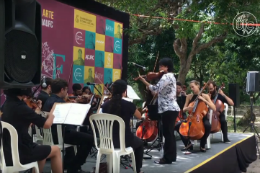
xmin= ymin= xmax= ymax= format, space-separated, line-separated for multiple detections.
xmin=154 ymin=158 xmax=172 ymax=164
xmin=181 ymin=144 xmax=193 ymax=151
xmin=200 ymin=147 xmax=206 ymax=152
xmin=224 ymin=139 xmax=231 ymax=143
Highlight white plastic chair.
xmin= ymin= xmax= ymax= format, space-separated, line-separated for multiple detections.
xmin=89 ymin=113 xmax=137 ymax=173
xmin=0 ymin=121 xmax=39 ymax=173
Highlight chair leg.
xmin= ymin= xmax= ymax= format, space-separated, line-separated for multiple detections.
xmin=107 ymin=154 xmax=113 ymax=173
xmin=113 ymin=153 xmax=119 ymax=173
xmin=95 ymin=151 xmax=102 ymax=173
xmin=130 ymin=153 xmax=137 ymax=173
xmin=34 ymin=165 xmax=40 ymax=173
xmin=221 ymin=130 xmax=224 ymax=141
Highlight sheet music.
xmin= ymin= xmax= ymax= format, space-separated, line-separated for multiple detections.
xmin=127 ymin=85 xmax=141 ymax=100
xmin=64 ymin=103 xmax=91 ymax=126
xmin=53 ymin=104 xmax=71 ymax=124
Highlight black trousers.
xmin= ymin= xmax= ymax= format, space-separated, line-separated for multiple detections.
xmin=130 ymin=136 xmax=144 ymax=172
xmin=64 ymin=130 xmax=94 ymax=169
xmin=175 ymin=116 xmax=211 ymax=148
xmin=220 ymin=113 xmax=228 ymax=141
xmin=161 ymin=111 xmax=178 ymax=162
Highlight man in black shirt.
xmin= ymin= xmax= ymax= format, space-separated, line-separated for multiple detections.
xmin=176 ymin=82 xmax=187 ymax=119
xmin=42 ymin=78 xmax=93 ymax=173
xmin=208 ymin=81 xmax=234 ymax=143
xmin=37 ymin=77 xmax=53 ymax=107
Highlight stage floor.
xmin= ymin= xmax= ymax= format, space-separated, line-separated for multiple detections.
xmin=43 ymin=132 xmax=254 ymax=173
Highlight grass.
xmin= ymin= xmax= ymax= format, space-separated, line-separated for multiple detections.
xmin=226 ymin=115 xmax=260 ymax=133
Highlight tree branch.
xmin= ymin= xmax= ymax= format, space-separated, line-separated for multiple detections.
xmin=173 ymin=39 xmax=182 ymax=58
xmin=129 ymin=29 xmax=163 ymax=45
xmin=191 ymin=23 xmax=205 ymax=53
xmin=195 ymin=33 xmax=227 ymax=54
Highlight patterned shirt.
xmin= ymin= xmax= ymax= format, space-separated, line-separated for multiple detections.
xmin=149 ymin=73 xmax=180 ymax=113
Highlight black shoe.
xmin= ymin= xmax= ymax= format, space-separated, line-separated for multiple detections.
xmin=224 ymin=139 xmax=231 ymax=143
xmin=181 ymin=144 xmax=193 ymax=151
xmin=200 ymin=147 xmax=206 ymax=152
xmin=154 ymin=158 xmax=172 ymax=164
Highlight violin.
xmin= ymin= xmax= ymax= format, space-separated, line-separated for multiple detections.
xmin=134 ymin=70 xmax=165 ymax=82
xmin=24 ymin=97 xmax=39 ymax=110
xmin=208 ymin=83 xmax=225 ymax=133
xmin=179 ymin=82 xmax=209 ymax=140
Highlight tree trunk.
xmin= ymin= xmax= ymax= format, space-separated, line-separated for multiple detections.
xmin=177 ymin=55 xmax=190 ymax=85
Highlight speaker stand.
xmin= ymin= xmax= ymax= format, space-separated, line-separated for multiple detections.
xmin=233 ymin=106 xmax=236 ymax=132
xmin=243 ymin=94 xmax=260 ymax=159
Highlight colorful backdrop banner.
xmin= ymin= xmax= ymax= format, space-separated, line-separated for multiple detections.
xmin=39 ymin=0 xmax=123 ymax=95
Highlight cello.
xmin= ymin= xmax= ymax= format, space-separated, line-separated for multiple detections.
xmin=208 ymin=83 xmax=225 ymax=133
xmin=179 ymin=82 xmax=209 ymax=140
xmin=136 ymin=89 xmax=158 ymax=142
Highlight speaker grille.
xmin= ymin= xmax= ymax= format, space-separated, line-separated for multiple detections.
xmin=5 ymin=30 xmax=39 ymax=83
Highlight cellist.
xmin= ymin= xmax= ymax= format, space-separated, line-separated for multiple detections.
xmin=207 ymin=80 xmax=234 ymax=143
xmin=175 ymin=80 xmax=216 ymax=152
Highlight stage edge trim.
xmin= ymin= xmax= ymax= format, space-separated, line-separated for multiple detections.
xmin=184 ymin=134 xmax=254 ymax=173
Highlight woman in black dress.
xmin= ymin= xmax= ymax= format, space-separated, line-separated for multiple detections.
xmin=101 ymin=80 xmax=144 ymax=173
xmin=2 ymin=88 xmax=62 ymax=173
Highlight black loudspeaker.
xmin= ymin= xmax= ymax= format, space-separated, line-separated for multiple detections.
xmin=246 ymin=71 xmax=259 ymax=93
xmin=0 ymin=0 xmax=42 ymax=89
xmin=229 ymin=84 xmax=240 ymax=107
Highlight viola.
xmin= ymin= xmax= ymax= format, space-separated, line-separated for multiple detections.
xmin=179 ymin=82 xmax=209 ymax=140
xmin=208 ymin=83 xmax=225 ymax=133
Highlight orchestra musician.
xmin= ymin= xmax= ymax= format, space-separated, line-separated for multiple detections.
xmin=72 ymin=83 xmax=83 ymax=96
xmin=176 ymin=82 xmax=187 ymax=119
xmin=37 ymin=77 xmax=53 ymax=107
xmin=175 ymin=80 xmax=216 ymax=152
xmin=138 ymin=57 xmax=180 ymax=164
xmin=1 ymin=88 xmax=62 ymax=173
xmin=207 ymin=80 xmax=234 ymax=143
xmin=82 ymin=86 xmax=92 ymax=95
xmin=101 ymin=79 xmax=144 ymax=173
xmin=42 ymin=78 xmax=94 ymax=173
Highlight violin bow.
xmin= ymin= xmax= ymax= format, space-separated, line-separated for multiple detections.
xmin=95 ymin=75 xmax=112 ymax=96
xmin=153 ymin=51 xmax=159 ymax=72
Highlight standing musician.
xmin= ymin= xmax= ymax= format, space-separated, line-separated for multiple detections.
xmin=138 ymin=57 xmax=180 ymax=164
xmin=1 ymin=88 xmax=62 ymax=173
xmin=175 ymin=80 xmax=216 ymax=152
xmin=207 ymin=80 xmax=234 ymax=143
xmin=37 ymin=77 xmax=53 ymax=107
xmin=101 ymin=79 xmax=144 ymax=173
xmin=42 ymin=78 xmax=94 ymax=173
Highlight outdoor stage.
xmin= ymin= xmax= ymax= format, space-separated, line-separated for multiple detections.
xmin=43 ymin=133 xmax=257 ymax=173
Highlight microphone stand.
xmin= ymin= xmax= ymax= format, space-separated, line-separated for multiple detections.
xmin=93 ymin=84 xmax=102 ymax=96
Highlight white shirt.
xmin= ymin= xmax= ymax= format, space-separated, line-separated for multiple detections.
xmin=149 ymin=73 xmax=180 ymax=113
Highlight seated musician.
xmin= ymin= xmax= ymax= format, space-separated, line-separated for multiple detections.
xmin=72 ymin=83 xmax=83 ymax=96
xmin=177 ymin=82 xmax=187 ymax=119
xmin=82 ymin=86 xmax=92 ymax=95
xmin=2 ymin=88 xmax=62 ymax=173
xmin=208 ymin=80 xmax=234 ymax=143
xmin=101 ymin=79 xmax=144 ymax=173
xmin=42 ymin=78 xmax=94 ymax=173
xmin=37 ymin=77 xmax=53 ymax=107
xmin=175 ymin=80 xmax=216 ymax=152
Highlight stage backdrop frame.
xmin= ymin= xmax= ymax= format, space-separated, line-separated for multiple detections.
xmin=57 ymin=0 xmax=130 ymax=81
